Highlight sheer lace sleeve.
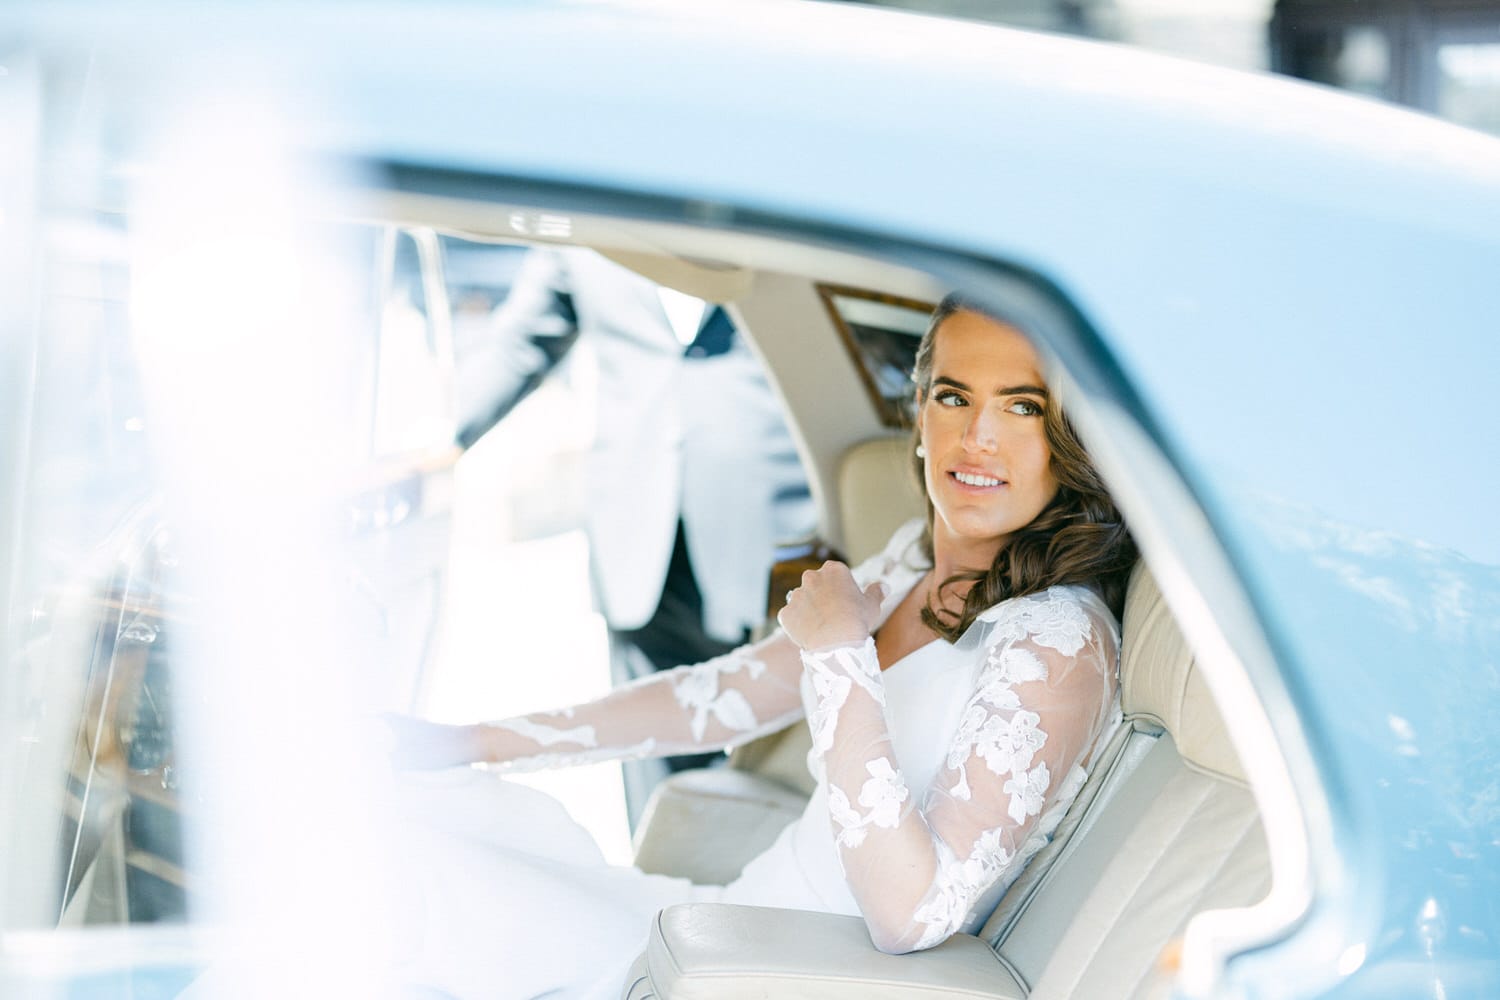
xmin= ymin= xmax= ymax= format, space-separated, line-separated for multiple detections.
xmin=482 ymin=520 xmax=931 ymax=773
xmin=803 ymin=586 xmax=1120 ymax=953
xmin=481 ymin=632 xmax=807 ymax=772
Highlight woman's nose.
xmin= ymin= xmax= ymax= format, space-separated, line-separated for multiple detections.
xmin=963 ymin=404 xmax=1000 ymax=452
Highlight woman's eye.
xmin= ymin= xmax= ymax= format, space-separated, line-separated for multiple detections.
xmin=934 ymin=390 xmax=966 ymax=407
xmin=1007 ymin=399 xmax=1043 ymax=417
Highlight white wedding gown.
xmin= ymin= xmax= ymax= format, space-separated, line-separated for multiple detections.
xmin=389 ymin=519 xmax=1121 ymax=1000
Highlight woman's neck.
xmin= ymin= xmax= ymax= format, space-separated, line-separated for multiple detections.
xmin=927 ymin=549 xmax=1002 ymax=622
xmin=929 ymin=525 xmax=1005 ymax=590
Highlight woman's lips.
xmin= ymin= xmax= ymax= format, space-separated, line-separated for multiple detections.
xmin=948 ymin=469 xmax=1005 ymax=489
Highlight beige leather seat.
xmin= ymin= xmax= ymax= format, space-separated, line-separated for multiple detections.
xmin=625 ymin=437 xmax=1270 ymax=1000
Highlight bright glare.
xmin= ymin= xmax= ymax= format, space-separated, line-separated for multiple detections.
xmin=1440 ymin=44 xmax=1500 ymax=82
xmin=129 ymin=93 xmax=398 ymax=997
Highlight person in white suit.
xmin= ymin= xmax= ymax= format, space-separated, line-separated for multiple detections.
xmin=454 ymin=246 xmax=815 ymax=821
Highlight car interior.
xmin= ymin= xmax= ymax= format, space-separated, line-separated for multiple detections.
xmin=22 ymin=196 xmax=1279 ymax=999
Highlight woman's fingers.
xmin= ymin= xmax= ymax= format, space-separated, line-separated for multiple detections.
xmin=778 ymin=561 xmax=878 ymax=650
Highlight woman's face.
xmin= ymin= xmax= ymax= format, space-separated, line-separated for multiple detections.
xmin=917 ymin=310 xmax=1059 ymax=568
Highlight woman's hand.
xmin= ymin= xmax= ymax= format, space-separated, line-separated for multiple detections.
xmin=777 ymin=560 xmax=886 ymax=651
xmin=381 ymin=714 xmax=496 ymax=770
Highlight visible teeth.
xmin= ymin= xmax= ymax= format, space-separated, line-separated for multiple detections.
xmin=954 ymin=471 xmax=1001 ymax=487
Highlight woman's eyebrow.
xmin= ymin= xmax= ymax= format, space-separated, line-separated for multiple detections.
xmin=932 ymin=375 xmax=1048 ymax=398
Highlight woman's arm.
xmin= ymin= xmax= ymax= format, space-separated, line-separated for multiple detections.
xmin=783 ymin=576 xmax=1119 ymax=954
xmin=389 ymin=517 xmax=928 ymax=773
xmin=389 ymin=630 xmax=807 ymax=770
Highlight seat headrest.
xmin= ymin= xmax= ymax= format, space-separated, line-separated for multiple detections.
xmin=838 ymin=436 xmax=924 ymax=564
xmin=1121 ymin=562 xmax=1246 ymax=784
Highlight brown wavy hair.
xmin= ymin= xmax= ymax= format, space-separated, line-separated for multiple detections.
xmin=911 ymin=294 xmax=1137 ymax=640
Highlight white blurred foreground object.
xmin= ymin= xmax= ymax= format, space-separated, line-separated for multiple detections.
xmin=129 ymin=90 xmax=402 ymax=998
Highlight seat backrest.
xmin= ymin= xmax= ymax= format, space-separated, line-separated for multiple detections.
xmin=836 ymin=435 xmax=924 ymax=564
xmin=980 ymin=564 xmax=1271 ymax=1000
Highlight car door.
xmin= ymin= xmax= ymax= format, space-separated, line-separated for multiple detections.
xmin=349 ymin=225 xmax=463 ymax=713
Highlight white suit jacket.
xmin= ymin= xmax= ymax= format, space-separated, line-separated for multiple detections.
xmin=456 ymin=247 xmax=813 ymax=641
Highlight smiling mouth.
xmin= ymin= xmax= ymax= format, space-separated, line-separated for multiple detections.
xmin=951 ymin=471 xmax=1004 ymax=488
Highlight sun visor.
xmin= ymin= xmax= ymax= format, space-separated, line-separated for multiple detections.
xmin=595 ymin=247 xmax=753 ymax=304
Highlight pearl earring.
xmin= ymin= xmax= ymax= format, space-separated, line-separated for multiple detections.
xmin=915 ymin=444 xmax=926 ymax=458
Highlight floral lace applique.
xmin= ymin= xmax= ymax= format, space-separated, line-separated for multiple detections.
xmin=1002 ymin=760 xmax=1051 ymax=823
xmin=828 ymin=757 xmax=910 ymax=849
xmin=489 ymin=716 xmax=598 ymax=749
xmin=979 ymin=587 xmax=1093 ymax=656
xmin=984 ymin=645 xmax=1049 ymax=689
xmin=803 ymin=638 xmax=884 ymax=779
xmin=913 ymin=827 xmax=1018 ymax=948
xmin=493 ymin=739 xmax=659 ymax=774
xmin=943 ymin=639 xmax=1057 ymax=801
xmin=671 ymin=649 xmax=769 ymax=742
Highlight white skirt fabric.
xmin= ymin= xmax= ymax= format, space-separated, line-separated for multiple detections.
xmin=387 ymin=772 xmax=719 ymax=1000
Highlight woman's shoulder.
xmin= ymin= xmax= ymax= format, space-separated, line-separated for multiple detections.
xmin=972 ymin=584 xmax=1119 ymax=654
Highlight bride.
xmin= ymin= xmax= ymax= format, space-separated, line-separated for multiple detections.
xmin=386 ymin=295 xmax=1138 ymax=999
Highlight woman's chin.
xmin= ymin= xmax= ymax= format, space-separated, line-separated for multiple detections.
xmin=932 ymin=513 xmax=1011 ymax=557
